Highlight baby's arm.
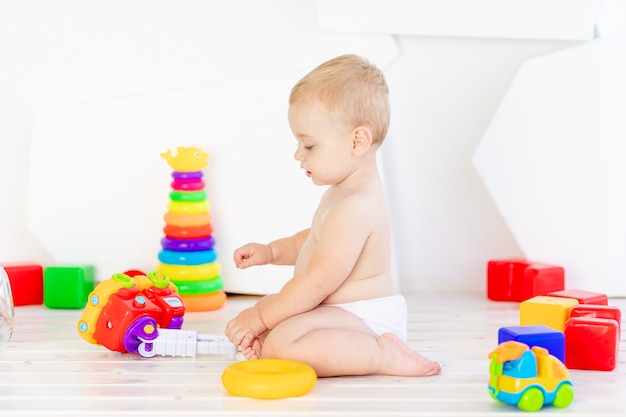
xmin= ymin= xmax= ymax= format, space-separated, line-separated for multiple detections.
xmin=228 ymin=195 xmax=372 ymax=347
xmin=234 ymin=229 xmax=309 ymax=268
xmin=227 ymin=230 xmax=309 ymax=349
xmin=256 ymin=198 xmax=372 ymax=329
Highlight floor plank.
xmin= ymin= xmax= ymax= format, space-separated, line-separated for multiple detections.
xmin=0 ymin=293 xmax=624 ymax=416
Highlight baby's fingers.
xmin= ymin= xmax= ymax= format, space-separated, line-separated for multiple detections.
xmin=225 ymin=321 xmax=254 ymax=349
xmin=233 ymin=248 xmax=253 ymax=269
xmin=225 ymin=319 xmax=243 ymax=345
xmin=239 ymin=332 xmax=256 ymax=351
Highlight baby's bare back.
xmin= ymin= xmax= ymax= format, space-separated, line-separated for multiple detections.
xmin=294 ymin=178 xmax=396 ymax=304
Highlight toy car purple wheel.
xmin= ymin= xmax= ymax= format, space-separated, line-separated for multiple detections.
xmin=123 ymin=315 xmax=159 ymax=357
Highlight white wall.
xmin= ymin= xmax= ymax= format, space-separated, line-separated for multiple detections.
xmin=1 ymin=0 xmax=623 ymax=295
xmin=0 ymin=0 xmax=399 ymax=296
xmin=382 ymin=36 xmax=576 ymax=293
xmin=0 ymin=83 xmax=53 ymax=265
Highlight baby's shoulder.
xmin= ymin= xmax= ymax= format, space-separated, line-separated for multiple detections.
xmin=325 ymin=185 xmax=370 ymax=207
xmin=323 ymin=186 xmax=385 ymax=220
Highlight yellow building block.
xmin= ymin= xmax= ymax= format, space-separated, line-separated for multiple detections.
xmin=520 ymin=295 xmax=579 ymax=332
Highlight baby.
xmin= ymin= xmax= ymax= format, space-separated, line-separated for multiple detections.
xmin=225 ymin=54 xmax=441 ymax=378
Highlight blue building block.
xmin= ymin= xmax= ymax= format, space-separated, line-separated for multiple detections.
xmin=498 ymin=325 xmax=565 ymax=363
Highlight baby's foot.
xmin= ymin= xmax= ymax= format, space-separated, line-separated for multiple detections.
xmin=377 ymin=333 xmax=442 ymax=376
xmin=242 ymin=337 xmax=263 ymax=360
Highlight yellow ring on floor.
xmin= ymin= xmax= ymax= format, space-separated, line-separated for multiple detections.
xmin=156 ymin=262 xmax=221 ymax=281
xmin=222 ymin=359 xmax=317 ymax=399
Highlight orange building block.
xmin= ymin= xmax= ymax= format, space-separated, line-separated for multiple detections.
xmin=520 ymin=295 xmax=579 ymax=332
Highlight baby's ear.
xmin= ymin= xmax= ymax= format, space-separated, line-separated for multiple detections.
xmin=352 ymin=126 xmax=373 ymax=156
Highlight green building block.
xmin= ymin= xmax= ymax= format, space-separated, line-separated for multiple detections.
xmin=44 ymin=265 xmax=95 ymax=309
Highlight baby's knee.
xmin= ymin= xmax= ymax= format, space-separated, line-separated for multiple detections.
xmin=260 ymin=328 xmax=299 ymax=359
xmin=259 ymin=333 xmax=285 ymax=358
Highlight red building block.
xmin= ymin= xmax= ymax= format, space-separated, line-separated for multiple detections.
xmin=570 ymin=304 xmax=621 ymax=332
xmin=548 ymin=289 xmax=608 ymax=305
xmin=2 ymin=263 xmax=44 ymax=306
xmin=487 ymin=259 xmax=565 ymax=302
xmin=564 ymin=317 xmax=619 ymax=371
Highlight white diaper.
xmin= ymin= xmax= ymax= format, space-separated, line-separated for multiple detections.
xmin=325 ymin=294 xmax=408 ymax=341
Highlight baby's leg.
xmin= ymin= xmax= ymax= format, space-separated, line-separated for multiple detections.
xmin=260 ymin=306 xmax=441 ymax=377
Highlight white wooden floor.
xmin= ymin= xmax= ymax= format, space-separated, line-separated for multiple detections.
xmin=1 ymin=292 xmax=624 ymax=416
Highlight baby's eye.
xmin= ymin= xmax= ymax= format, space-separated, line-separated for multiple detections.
xmin=305 ymin=145 xmax=313 ymax=150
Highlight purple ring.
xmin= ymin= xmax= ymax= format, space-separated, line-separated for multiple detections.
xmin=161 ymin=236 xmax=215 ymax=251
xmin=172 ymin=171 xmax=203 ymax=180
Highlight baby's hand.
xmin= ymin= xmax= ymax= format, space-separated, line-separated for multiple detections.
xmin=225 ymin=306 xmax=268 ymax=351
xmin=233 ymin=243 xmax=273 ymax=269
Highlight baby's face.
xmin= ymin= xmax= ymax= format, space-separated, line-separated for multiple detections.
xmin=288 ymin=99 xmax=356 ymax=186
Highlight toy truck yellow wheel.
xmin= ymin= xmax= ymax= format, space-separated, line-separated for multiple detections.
xmin=518 ymin=387 xmax=543 ymax=412
xmin=553 ymin=383 xmax=574 ymax=408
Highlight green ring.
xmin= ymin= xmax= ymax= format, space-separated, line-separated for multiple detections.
xmin=111 ymin=273 xmax=135 ymax=288
xmin=147 ymin=271 xmax=171 ymax=289
xmin=173 ymin=275 xmax=224 ymax=295
xmin=169 ymin=190 xmax=207 ymax=203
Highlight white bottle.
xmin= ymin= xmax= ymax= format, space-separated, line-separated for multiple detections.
xmin=0 ymin=266 xmax=15 ymax=345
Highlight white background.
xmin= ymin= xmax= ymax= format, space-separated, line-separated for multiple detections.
xmin=1 ymin=0 xmax=624 ymax=295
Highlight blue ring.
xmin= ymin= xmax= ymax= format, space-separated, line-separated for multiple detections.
xmin=172 ymin=170 xmax=203 ymax=180
xmin=158 ymin=249 xmax=218 ymax=265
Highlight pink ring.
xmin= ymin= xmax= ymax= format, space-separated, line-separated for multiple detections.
xmin=171 ymin=179 xmax=205 ymax=191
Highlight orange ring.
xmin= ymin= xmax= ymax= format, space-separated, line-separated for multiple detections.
xmin=163 ymin=223 xmax=214 ymax=239
xmin=163 ymin=212 xmax=212 ymax=227
xmin=181 ymin=291 xmax=227 ymax=311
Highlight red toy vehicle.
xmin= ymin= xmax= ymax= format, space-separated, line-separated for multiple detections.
xmin=77 ymin=272 xmax=185 ymax=356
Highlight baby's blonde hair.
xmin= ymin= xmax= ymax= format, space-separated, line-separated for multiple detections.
xmin=289 ymin=54 xmax=390 ymax=145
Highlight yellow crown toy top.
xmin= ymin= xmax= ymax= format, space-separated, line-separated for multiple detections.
xmin=160 ymin=146 xmax=210 ymax=172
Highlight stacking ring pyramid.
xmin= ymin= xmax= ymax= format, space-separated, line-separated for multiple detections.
xmin=157 ymin=146 xmax=226 ymax=311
